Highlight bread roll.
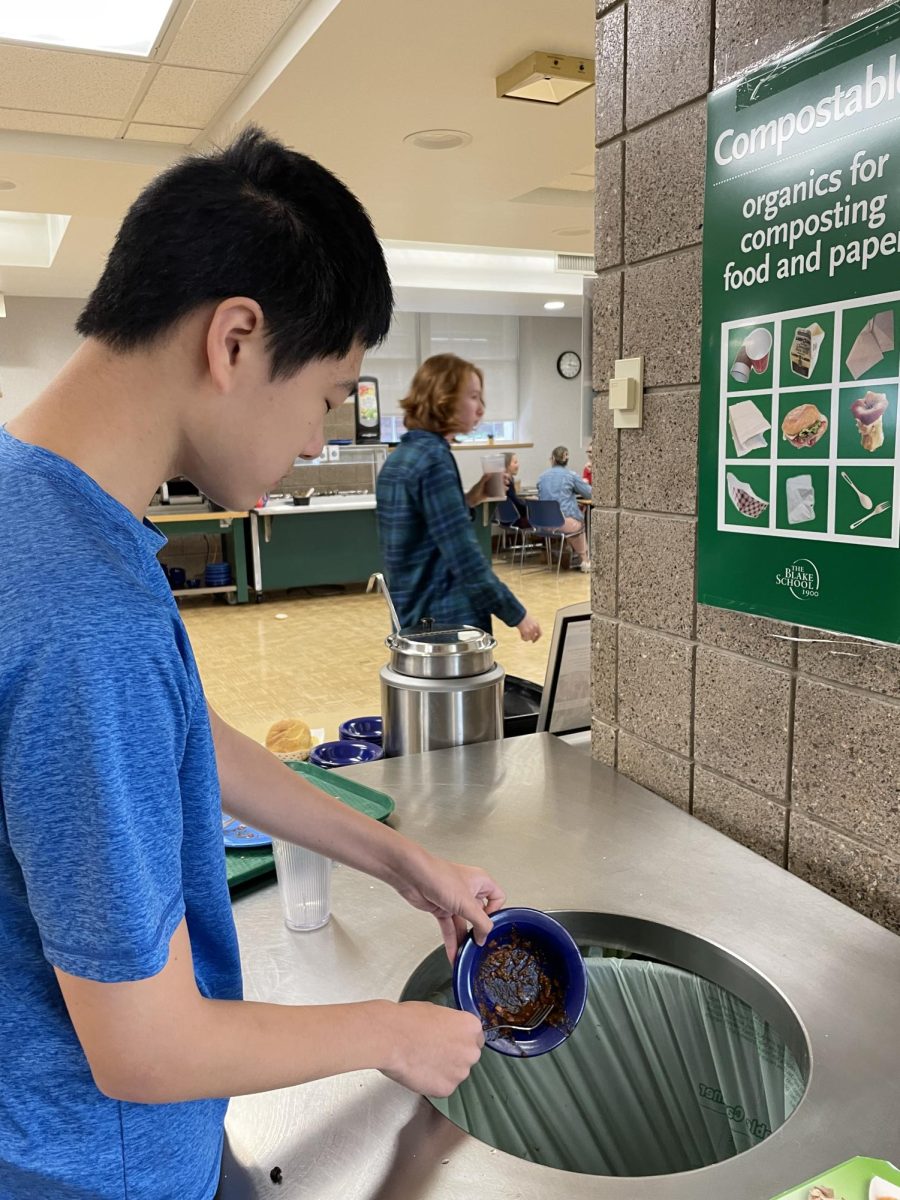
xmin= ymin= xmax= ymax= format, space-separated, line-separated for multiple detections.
xmin=265 ymin=718 xmax=312 ymax=755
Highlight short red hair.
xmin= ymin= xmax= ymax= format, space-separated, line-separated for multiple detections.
xmin=401 ymin=353 xmax=484 ymax=437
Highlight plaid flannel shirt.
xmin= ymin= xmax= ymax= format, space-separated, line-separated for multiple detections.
xmin=375 ymin=429 xmax=526 ymax=632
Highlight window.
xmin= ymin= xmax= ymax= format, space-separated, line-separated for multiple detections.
xmin=425 ymin=314 xmax=519 ymax=424
xmin=372 ymin=312 xmax=520 ymax=442
xmin=453 ymin=420 xmax=517 ymax=443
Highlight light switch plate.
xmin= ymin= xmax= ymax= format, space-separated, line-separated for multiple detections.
xmin=609 ymin=376 xmax=634 ymax=410
xmin=610 ymin=355 xmax=644 ymax=429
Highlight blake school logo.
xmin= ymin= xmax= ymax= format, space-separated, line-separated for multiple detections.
xmin=775 ymin=558 xmax=820 ymax=600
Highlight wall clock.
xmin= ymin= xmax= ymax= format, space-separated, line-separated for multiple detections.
xmin=557 ymin=351 xmax=581 ymax=379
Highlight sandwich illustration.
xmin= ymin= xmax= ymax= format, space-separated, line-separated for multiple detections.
xmin=850 ymin=391 xmax=889 ymax=452
xmin=781 ymin=403 xmax=828 ymax=449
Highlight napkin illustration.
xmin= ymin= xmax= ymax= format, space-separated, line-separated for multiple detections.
xmin=727 ymin=472 xmax=769 ymax=519
xmin=845 ymin=309 xmax=894 ymax=379
xmin=728 ymin=400 xmax=770 ymax=457
xmin=786 ymin=473 xmax=815 ymax=525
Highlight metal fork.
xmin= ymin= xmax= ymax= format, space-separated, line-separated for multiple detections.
xmin=485 ymin=1002 xmax=554 ymax=1035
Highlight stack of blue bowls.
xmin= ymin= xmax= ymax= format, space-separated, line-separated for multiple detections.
xmin=204 ymin=562 xmax=232 ymax=588
xmin=338 ymin=716 xmax=383 ymax=747
xmin=308 ymin=740 xmax=384 ymax=769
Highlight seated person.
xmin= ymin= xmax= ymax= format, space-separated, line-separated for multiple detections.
xmin=504 ymin=452 xmax=528 ymax=526
xmin=536 ymin=445 xmax=592 ymax=572
xmin=582 ymin=446 xmax=592 ymax=485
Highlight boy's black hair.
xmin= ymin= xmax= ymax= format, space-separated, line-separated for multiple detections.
xmin=76 ymin=127 xmax=392 ymax=377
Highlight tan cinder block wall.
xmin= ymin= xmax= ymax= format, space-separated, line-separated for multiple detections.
xmin=592 ymin=0 xmax=900 ymax=933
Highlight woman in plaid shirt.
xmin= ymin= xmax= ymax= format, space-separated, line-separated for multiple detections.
xmin=376 ymin=354 xmax=541 ymax=642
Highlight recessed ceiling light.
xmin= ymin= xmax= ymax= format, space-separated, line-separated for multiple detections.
xmin=544 ymin=300 xmax=566 ymax=311
xmin=497 ymin=52 xmax=595 ymax=105
xmin=0 ymin=209 xmax=70 ymax=268
xmin=553 ymin=226 xmax=590 ymax=238
xmin=0 ymin=180 xmax=16 ymax=191
xmin=0 ymin=0 xmax=174 ymax=57
xmin=403 ymin=129 xmax=473 ymax=151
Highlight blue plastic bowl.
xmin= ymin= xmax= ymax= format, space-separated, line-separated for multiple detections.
xmin=338 ymin=716 xmax=383 ymax=746
xmin=453 ymin=907 xmax=588 ymax=1058
xmin=308 ymin=739 xmax=384 ymax=769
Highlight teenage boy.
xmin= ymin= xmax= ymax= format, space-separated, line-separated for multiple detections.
xmin=0 ymin=128 xmax=502 ymax=1200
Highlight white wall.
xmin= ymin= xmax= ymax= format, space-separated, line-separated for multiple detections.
xmin=516 ymin=315 xmax=585 ymax=487
xmin=0 ymin=301 xmax=587 ymax=492
xmin=455 ymin=314 xmax=586 ymax=489
xmin=0 ymin=297 xmax=83 ymax=423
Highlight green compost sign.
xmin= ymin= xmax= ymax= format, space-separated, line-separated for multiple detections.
xmin=698 ymin=5 xmax=900 ymax=643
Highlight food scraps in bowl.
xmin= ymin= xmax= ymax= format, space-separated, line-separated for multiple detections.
xmin=453 ymin=907 xmax=588 ymax=1058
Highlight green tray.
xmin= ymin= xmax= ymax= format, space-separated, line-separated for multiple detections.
xmin=226 ymin=846 xmax=276 ymax=896
xmin=226 ymin=760 xmax=395 ymax=895
xmin=284 ymin=760 xmax=395 ymax=822
xmin=771 ymin=1156 xmax=900 ymax=1199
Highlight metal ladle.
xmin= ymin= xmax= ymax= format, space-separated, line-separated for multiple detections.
xmin=367 ymin=572 xmax=401 ymax=635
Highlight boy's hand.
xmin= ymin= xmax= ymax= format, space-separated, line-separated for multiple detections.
xmin=392 ymin=851 xmax=505 ymax=963
xmin=380 ymin=1002 xmax=484 ymax=1096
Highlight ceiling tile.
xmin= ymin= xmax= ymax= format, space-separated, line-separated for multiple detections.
xmin=0 ymin=44 xmax=149 ymax=118
xmin=0 ymin=108 xmax=120 ymax=138
xmin=133 ymin=66 xmax=242 ymax=127
xmin=165 ymin=0 xmax=300 ymax=73
xmin=125 ymin=123 xmax=200 ymax=144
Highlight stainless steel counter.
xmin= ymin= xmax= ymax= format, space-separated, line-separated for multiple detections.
xmin=220 ymin=734 xmax=900 ymax=1199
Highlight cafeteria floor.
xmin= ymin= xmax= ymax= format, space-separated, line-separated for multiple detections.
xmin=181 ymin=558 xmax=590 ymax=744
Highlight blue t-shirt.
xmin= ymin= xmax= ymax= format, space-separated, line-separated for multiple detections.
xmin=0 ymin=427 xmax=242 ymax=1199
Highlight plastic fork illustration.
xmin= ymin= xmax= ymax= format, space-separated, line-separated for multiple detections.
xmin=850 ymin=501 xmax=890 ymax=530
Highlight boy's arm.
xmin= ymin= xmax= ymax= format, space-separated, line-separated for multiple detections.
xmin=55 ymin=919 xmax=484 ymax=1104
xmin=209 ymin=707 xmax=504 ymax=960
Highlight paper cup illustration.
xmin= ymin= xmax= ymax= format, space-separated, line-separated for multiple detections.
xmin=744 ymin=327 xmax=772 ymax=373
xmin=730 ymin=346 xmax=753 ymax=383
xmin=851 ymin=391 xmax=889 ymax=452
xmin=727 ymin=472 xmax=768 ymax=519
xmin=730 ymin=327 xmax=772 ymax=382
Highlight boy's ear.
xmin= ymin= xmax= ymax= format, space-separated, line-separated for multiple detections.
xmin=206 ymin=297 xmax=265 ymax=392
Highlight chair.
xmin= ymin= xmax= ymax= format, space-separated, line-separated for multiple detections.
xmin=492 ymin=498 xmax=523 ymax=559
xmin=524 ymin=500 xmax=567 ymax=578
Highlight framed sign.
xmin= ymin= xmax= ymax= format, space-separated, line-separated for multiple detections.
xmin=537 ymin=601 xmax=591 ymax=735
xmin=697 ymin=5 xmax=900 ymax=642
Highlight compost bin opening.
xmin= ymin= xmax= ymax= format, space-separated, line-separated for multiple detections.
xmin=400 ymin=912 xmax=810 ymax=1178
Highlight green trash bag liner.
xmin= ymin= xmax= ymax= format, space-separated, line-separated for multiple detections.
xmin=429 ymin=958 xmax=806 ymax=1177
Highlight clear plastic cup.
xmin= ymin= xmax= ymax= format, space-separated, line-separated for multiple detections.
xmin=272 ymin=840 xmax=332 ymax=931
xmin=481 ymin=452 xmax=506 ymax=499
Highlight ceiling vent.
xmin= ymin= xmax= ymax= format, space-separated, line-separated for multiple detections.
xmin=555 ymin=252 xmax=594 ymax=272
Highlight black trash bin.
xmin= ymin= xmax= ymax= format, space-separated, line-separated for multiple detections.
xmin=503 ymin=675 xmax=542 ymax=738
